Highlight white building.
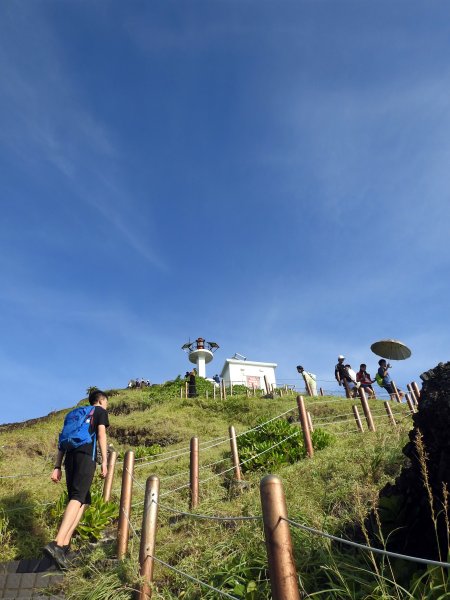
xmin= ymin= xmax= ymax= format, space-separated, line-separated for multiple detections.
xmin=220 ymin=358 xmax=277 ymax=391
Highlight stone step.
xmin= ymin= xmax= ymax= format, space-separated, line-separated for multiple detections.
xmin=0 ymin=559 xmax=64 ymax=599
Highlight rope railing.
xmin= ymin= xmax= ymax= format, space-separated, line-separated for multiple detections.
xmin=119 ymin=403 xmax=414 ymax=495
xmin=121 ymin=494 xmax=241 ymax=600
xmin=199 ymin=430 xmax=300 ymax=486
xmin=282 ymin=517 xmax=450 ymax=569
xmin=0 ymin=471 xmax=46 ymax=480
xmin=150 ymin=554 xmax=240 ymax=600
xmin=131 ymin=406 xmax=298 ymax=469
xmin=118 ymin=433 xmax=232 ymax=466
xmin=156 ymin=500 xmax=262 ymax=522
xmin=130 ymin=429 xmax=302 ymax=505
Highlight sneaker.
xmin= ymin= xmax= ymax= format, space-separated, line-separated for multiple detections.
xmin=43 ymin=541 xmax=57 ymax=558
xmin=43 ymin=542 xmax=69 ymax=571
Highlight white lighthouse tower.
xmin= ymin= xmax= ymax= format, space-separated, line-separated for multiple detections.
xmin=181 ymin=338 xmax=219 ymax=378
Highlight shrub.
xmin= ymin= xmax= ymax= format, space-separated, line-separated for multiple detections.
xmin=237 ymin=419 xmax=334 ymax=473
xmin=51 ymin=485 xmax=118 ymax=542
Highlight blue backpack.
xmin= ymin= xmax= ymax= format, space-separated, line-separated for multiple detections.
xmin=58 ymin=405 xmax=96 ymax=459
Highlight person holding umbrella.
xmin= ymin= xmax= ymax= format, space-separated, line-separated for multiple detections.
xmin=371 ymin=339 xmax=410 ymax=400
xmin=377 ymin=359 xmax=404 ymax=400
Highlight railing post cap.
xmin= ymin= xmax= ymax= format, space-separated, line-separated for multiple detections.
xmin=147 ymin=475 xmax=159 ymax=483
xmin=260 ymin=474 xmax=282 ymax=488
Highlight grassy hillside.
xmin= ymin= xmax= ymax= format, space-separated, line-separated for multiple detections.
xmin=0 ymin=381 xmax=422 ymax=599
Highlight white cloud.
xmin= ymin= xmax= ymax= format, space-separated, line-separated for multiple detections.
xmin=0 ymin=5 xmax=166 ymax=270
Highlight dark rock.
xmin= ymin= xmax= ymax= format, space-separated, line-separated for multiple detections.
xmin=369 ymin=361 xmax=450 ymax=563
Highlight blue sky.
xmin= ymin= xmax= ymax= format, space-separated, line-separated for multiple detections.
xmin=1 ymin=1 xmax=449 ymax=423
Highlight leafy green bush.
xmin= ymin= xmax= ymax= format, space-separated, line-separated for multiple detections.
xmin=51 ymin=486 xmax=118 ymax=542
xmin=117 ymin=444 xmax=162 ymax=461
xmin=237 ymin=419 xmax=334 ymax=472
xmin=206 ymin=547 xmax=270 ymax=599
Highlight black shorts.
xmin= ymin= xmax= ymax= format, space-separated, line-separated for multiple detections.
xmin=65 ymin=451 xmax=96 ymax=505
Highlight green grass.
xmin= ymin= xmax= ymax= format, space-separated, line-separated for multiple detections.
xmin=0 ymin=382 xmax=420 ymax=598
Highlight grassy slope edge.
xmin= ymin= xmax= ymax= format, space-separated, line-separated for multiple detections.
xmin=0 ymin=383 xmax=414 ymax=599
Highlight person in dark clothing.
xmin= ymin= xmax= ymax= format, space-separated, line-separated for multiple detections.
xmin=335 ymin=355 xmax=351 ymax=385
xmin=43 ymin=389 xmax=110 ymax=569
xmin=188 ymin=370 xmax=197 ymax=397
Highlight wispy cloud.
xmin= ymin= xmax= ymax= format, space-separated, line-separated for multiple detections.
xmin=0 ymin=6 xmax=166 ymax=270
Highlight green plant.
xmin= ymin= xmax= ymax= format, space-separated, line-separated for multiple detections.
xmin=51 ymin=486 xmax=118 ymax=542
xmin=237 ymin=419 xmax=334 ymax=472
xmin=77 ymin=488 xmax=119 ymax=541
xmin=205 ymin=547 xmax=270 ymax=599
xmin=117 ymin=444 xmax=162 ymax=460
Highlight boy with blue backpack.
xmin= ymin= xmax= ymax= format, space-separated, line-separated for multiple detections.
xmin=43 ymin=389 xmax=109 ymax=569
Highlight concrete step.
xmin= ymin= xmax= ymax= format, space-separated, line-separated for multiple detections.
xmin=0 ymin=558 xmax=64 ymax=599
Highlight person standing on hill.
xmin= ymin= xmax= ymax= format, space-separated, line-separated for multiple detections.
xmin=43 ymin=389 xmax=110 ymax=569
xmin=335 ymin=355 xmax=350 ymax=386
xmin=188 ymin=370 xmax=197 ymax=397
xmin=296 ymin=366 xmax=317 ymax=396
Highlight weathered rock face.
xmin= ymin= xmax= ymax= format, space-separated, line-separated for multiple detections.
xmin=371 ymin=362 xmax=450 ymax=562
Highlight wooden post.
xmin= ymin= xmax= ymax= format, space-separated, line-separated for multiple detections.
xmin=117 ymin=450 xmax=135 ymax=559
xmin=319 ymin=387 xmax=324 ymax=396
xmin=213 ymin=384 xmax=216 ymax=400
xmin=103 ymin=449 xmax=117 ymax=502
xmin=407 ymin=384 xmax=417 ymax=406
xmin=246 ymin=387 xmax=249 ymax=397
xmin=230 ymin=381 xmax=234 ymax=396
xmin=260 ymin=475 xmax=301 ymax=600
xmin=138 ymin=475 xmax=160 ymax=600
xmin=222 ymin=379 xmax=227 ymax=400
xmin=185 ymin=381 xmax=188 ymax=398
xmin=206 ymin=389 xmax=209 ymax=400
xmin=297 ymin=396 xmax=314 ymax=458
xmin=384 ymin=401 xmax=397 ymax=426
xmin=405 ymin=393 xmax=416 ymax=414
xmin=307 ymin=412 xmax=314 ymax=433
xmin=180 ymin=386 xmax=183 ymax=399
xmin=189 ymin=437 xmax=199 ymax=509
xmin=253 ymin=384 xmax=256 ymax=396
xmin=264 ymin=375 xmax=271 ymax=395
xmin=352 ymin=405 xmax=364 ymax=432
xmin=409 ymin=383 xmax=419 ymax=406
xmin=411 ymin=381 xmax=421 ymax=403
xmin=391 ymin=381 xmax=402 ymax=403
xmin=229 ymin=426 xmax=242 ymax=481
xmin=358 ymin=387 xmax=375 ymax=432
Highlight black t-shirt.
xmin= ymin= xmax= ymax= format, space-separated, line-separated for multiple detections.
xmin=335 ymin=363 xmax=351 ymax=382
xmin=69 ymin=405 xmax=109 ymax=456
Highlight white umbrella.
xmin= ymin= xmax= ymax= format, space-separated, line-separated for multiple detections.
xmin=370 ymin=339 xmax=412 ymax=361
